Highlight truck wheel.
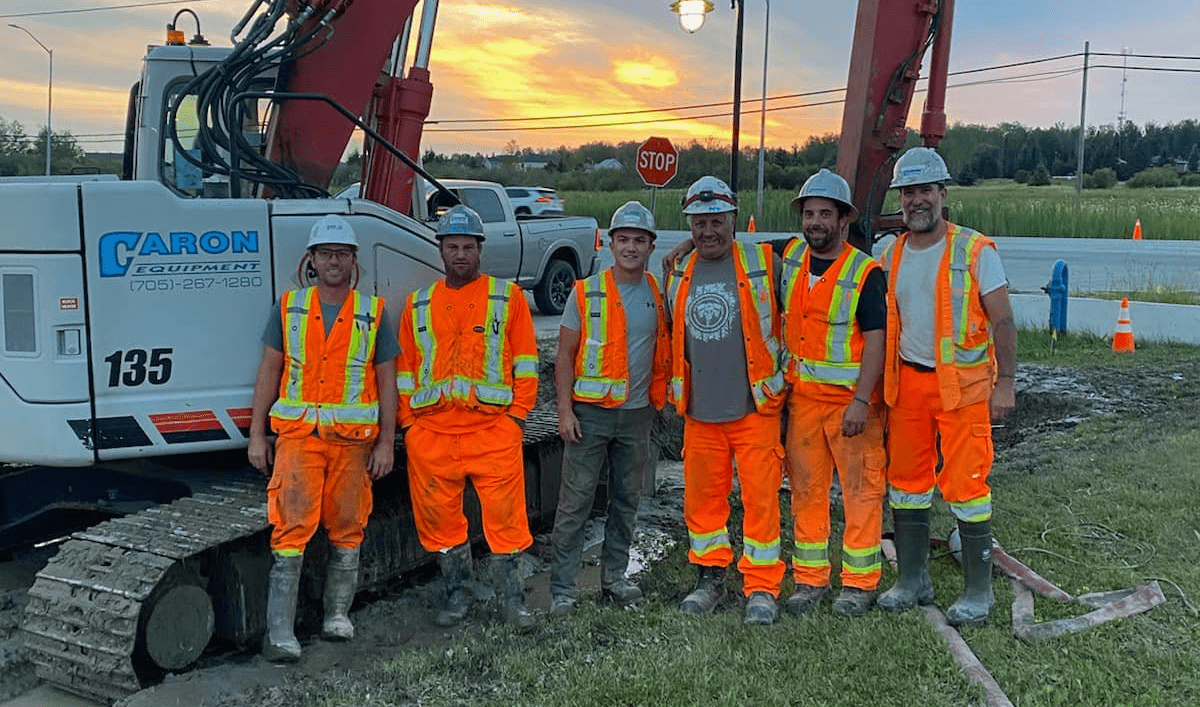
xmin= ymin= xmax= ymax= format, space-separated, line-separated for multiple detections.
xmin=533 ymin=259 xmax=575 ymax=316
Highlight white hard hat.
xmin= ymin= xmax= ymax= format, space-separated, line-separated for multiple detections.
xmin=791 ymin=168 xmax=858 ymax=223
xmin=681 ymin=175 xmax=737 ymax=215
xmin=608 ymin=200 xmax=657 ymax=239
xmin=890 ymin=147 xmax=952 ymax=189
xmin=307 ymin=214 xmax=358 ymax=249
xmin=435 ymin=204 xmax=486 ymax=241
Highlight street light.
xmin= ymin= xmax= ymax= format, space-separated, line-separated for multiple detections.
xmin=9 ymin=24 xmax=53 ymax=176
xmin=671 ymin=0 xmax=745 ymax=197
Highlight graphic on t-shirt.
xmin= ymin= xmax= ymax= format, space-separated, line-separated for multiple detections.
xmin=685 ymin=282 xmax=737 ymax=341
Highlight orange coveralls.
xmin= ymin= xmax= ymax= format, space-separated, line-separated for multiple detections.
xmin=780 ymin=241 xmax=885 ymax=591
xmin=267 ymin=288 xmax=384 ymax=553
xmin=880 ymin=225 xmax=998 ymax=523
xmin=666 ymin=242 xmax=788 ymax=598
xmin=396 ymin=275 xmax=539 ymax=554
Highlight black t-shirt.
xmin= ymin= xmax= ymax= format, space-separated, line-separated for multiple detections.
xmin=808 ymin=256 xmax=887 ymax=332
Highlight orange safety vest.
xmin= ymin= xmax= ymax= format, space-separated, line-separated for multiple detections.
xmin=269 ymin=287 xmax=383 ymax=441
xmin=780 ymin=239 xmax=880 ymax=398
xmin=665 ymin=241 xmax=786 ymax=415
xmin=396 ymin=275 xmax=538 ymax=416
xmin=571 ymin=269 xmax=671 ymax=409
xmin=880 ymin=222 xmax=997 ymax=410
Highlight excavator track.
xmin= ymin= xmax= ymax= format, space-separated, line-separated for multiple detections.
xmin=21 ymin=407 xmax=562 ymax=704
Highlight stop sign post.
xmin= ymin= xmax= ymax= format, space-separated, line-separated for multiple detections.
xmin=636 ymin=137 xmax=679 ymax=188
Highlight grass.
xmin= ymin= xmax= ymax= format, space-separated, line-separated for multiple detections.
xmin=563 ymin=181 xmax=1200 ymax=240
xmin=1072 ymin=288 xmax=1200 ymax=305
xmin=275 ymin=331 xmax=1200 ymax=707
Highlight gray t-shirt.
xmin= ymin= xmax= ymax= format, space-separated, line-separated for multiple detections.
xmin=894 ymin=239 xmax=1007 ymax=367
xmin=262 ymin=296 xmax=400 ymax=364
xmin=680 ymin=255 xmax=756 ymax=422
xmin=560 ymin=276 xmax=660 ymax=409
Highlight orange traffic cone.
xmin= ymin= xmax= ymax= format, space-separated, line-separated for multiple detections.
xmin=747 ymin=215 xmax=757 ymax=232
xmin=1132 ymin=219 xmax=1143 ymax=241
xmin=1112 ymin=297 xmax=1135 ymax=352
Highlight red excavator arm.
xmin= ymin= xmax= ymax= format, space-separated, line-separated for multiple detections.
xmin=264 ymin=0 xmax=433 ymax=213
xmin=836 ymin=0 xmax=955 ymax=249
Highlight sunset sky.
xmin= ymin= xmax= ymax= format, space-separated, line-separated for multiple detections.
xmin=3 ymin=0 xmax=1199 ymax=158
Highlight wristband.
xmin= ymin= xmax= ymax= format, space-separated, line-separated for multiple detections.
xmin=997 ymin=373 xmax=1015 ymax=379
xmin=853 ymin=395 xmax=870 ymax=406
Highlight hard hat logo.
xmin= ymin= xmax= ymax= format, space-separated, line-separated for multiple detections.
xmin=307 ymin=214 xmax=358 ymax=249
xmin=890 ymin=147 xmax=952 ymax=189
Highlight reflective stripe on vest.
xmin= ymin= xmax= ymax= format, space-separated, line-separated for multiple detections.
xmin=888 ymin=486 xmax=934 ymax=510
xmin=407 ymin=277 xmax=518 ymax=409
xmin=689 ymin=527 xmax=732 ymax=558
xmin=573 ymin=272 xmax=630 ymax=403
xmin=270 ymin=288 xmax=380 ymax=426
xmin=950 ymin=494 xmax=993 ymax=523
xmin=943 ymin=229 xmax=990 ymax=368
xmin=792 ymin=540 xmax=829 ymax=568
xmin=781 ymin=240 xmax=874 ymax=388
xmin=841 ymin=544 xmax=882 ymax=576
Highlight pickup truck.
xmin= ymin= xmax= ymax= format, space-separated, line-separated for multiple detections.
xmin=428 ymin=179 xmax=599 ymax=315
xmin=339 ymin=179 xmax=600 ymax=315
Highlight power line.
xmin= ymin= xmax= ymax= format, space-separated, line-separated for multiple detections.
xmin=0 ymin=0 xmax=217 ymax=19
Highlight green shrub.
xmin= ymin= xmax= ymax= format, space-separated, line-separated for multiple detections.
xmin=1183 ymin=173 xmax=1200 ymax=187
xmin=1013 ymin=169 xmax=1030 ymax=184
xmin=1029 ymin=165 xmax=1051 ymax=186
xmin=1089 ymin=167 xmax=1118 ymax=189
xmin=1127 ymin=166 xmax=1182 ymax=188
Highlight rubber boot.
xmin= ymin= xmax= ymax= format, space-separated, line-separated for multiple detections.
xmin=877 ymin=508 xmax=935 ymax=612
xmin=262 ymin=552 xmax=303 ymax=662
xmin=680 ymin=565 xmax=727 ymax=616
xmin=492 ymin=553 xmax=536 ymax=628
xmin=434 ymin=543 xmax=473 ymax=627
xmin=946 ymin=519 xmax=995 ymax=627
xmin=321 ymin=546 xmax=359 ymax=641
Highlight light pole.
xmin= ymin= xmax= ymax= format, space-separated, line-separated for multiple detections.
xmin=9 ymin=24 xmax=53 ymax=176
xmin=755 ymin=0 xmax=769 ymax=222
xmin=670 ymin=0 xmax=745 ymax=196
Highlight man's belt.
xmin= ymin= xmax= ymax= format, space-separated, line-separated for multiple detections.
xmin=900 ymin=359 xmax=936 ymax=373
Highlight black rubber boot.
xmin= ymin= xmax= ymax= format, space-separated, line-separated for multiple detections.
xmin=492 ymin=553 xmax=536 ymax=628
xmin=262 ymin=553 xmax=303 ymax=662
xmin=434 ymin=543 xmax=473 ymax=627
xmin=680 ymin=565 xmax=727 ymax=616
xmin=946 ymin=519 xmax=995 ymax=627
xmin=877 ymin=508 xmax=935 ymax=612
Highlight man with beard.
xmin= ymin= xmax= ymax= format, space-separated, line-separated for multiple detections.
xmin=665 ymin=176 xmax=788 ymax=625
xmin=249 ymin=214 xmax=397 ymax=661
xmin=779 ymin=169 xmax=887 ymax=617
xmin=396 ymin=205 xmax=540 ymax=628
xmin=876 ymin=147 xmax=1016 ymax=627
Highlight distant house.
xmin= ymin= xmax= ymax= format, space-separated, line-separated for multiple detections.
xmin=589 ymin=158 xmax=623 ymax=171
xmin=518 ymin=157 xmax=555 ymax=171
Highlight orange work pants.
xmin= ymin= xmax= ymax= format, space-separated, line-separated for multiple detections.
xmin=887 ymin=364 xmax=993 ymax=522
xmin=405 ymin=416 xmax=533 ymax=554
xmin=785 ymin=396 xmax=885 ymax=591
xmin=268 ymin=434 xmax=373 ymax=553
xmin=683 ymin=411 xmax=785 ymax=598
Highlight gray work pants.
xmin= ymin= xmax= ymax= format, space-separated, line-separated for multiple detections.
xmin=550 ymin=403 xmax=655 ymax=600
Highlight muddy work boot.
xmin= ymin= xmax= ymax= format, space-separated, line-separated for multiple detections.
xmin=601 ymin=578 xmax=643 ymax=606
xmin=784 ymin=583 xmax=831 ymax=616
xmin=262 ymin=552 xmax=303 ymax=662
xmin=322 ymin=546 xmax=360 ymax=641
xmin=434 ymin=543 xmax=474 ymax=628
xmin=946 ymin=519 xmax=996 ymax=628
xmin=492 ymin=553 xmax=537 ymax=628
xmin=680 ymin=565 xmax=727 ymax=616
xmin=878 ymin=508 xmax=935 ymax=612
xmin=743 ymin=591 xmax=778 ymax=625
xmin=832 ymin=587 xmax=876 ymax=618
xmin=549 ymin=594 xmax=578 ymax=618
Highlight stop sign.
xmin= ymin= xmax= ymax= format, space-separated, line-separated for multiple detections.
xmin=636 ymin=136 xmax=679 ymax=188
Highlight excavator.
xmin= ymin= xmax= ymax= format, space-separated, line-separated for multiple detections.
xmin=2 ymin=0 xmax=954 ymax=702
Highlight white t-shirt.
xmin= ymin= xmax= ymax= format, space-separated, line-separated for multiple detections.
xmin=893 ymin=239 xmax=1007 ymax=367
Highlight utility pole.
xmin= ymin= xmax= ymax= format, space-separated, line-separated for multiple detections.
xmin=1075 ymin=41 xmax=1089 ymax=211
xmin=755 ymin=0 xmax=770 ymax=223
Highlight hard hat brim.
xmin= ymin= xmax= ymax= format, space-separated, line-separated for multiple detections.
xmin=790 ymin=195 xmax=859 ymax=223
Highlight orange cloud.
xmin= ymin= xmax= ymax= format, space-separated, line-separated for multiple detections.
xmin=612 ymin=58 xmax=679 ymax=89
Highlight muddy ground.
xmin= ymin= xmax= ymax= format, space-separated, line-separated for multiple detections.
xmin=0 ymin=356 xmax=1192 ymax=706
